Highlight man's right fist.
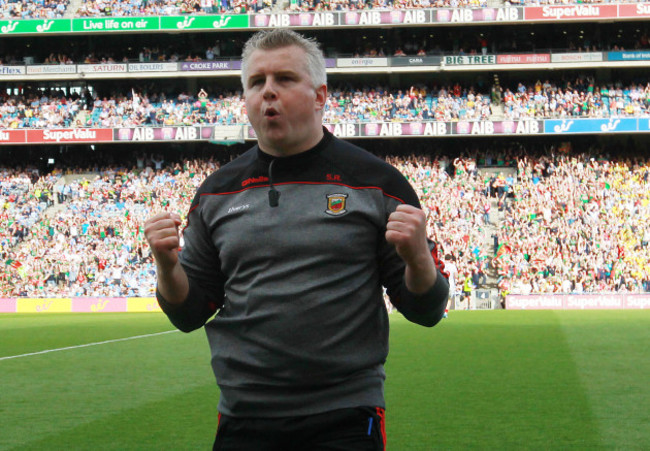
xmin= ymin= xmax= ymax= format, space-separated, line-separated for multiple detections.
xmin=144 ymin=212 xmax=182 ymax=268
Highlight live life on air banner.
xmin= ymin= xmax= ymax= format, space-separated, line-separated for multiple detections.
xmin=0 ymin=298 xmax=162 ymax=313
xmin=2 ymin=4 xmax=650 ymax=36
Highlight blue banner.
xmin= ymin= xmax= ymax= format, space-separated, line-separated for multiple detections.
xmin=606 ymin=51 xmax=650 ymax=61
xmin=544 ymin=118 xmax=639 ymax=134
xmin=638 ymin=118 xmax=650 ymax=132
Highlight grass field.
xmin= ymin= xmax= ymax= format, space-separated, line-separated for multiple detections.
xmin=1 ymin=310 xmax=648 ymax=450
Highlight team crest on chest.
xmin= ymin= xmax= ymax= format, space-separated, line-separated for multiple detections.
xmin=325 ymin=194 xmax=348 ymax=216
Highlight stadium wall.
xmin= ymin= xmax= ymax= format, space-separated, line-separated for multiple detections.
xmin=0 ymin=298 xmax=161 ymax=313
xmin=506 ymin=294 xmax=650 ymax=310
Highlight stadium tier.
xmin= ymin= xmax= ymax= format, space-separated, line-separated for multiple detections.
xmin=2 ymin=2 xmax=650 ymax=306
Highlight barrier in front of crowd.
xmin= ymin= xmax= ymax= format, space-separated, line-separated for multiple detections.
xmin=3 ymin=117 xmax=650 ymax=145
xmin=0 ymin=297 xmax=161 ymax=313
xmin=506 ymin=294 xmax=650 ymax=310
xmin=0 ymin=4 xmax=646 ymax=38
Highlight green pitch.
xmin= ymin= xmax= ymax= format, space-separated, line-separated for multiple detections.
xmin=1 ymin=310 xmax=648 ymax=450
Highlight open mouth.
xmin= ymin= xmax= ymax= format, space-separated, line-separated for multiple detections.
xmin=264 ymin=108 xmax=279 ymax=118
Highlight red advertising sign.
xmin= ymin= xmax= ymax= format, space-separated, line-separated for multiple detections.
xmin=525 ymin=4 xmax=617 ymax=21
xmin=619 ymin=3 xmax=650 ymax=18
xmin=0 ymin=130 xmax=27 ymax=144
xmin=497 ymin=53 xmax=551 ymax=64
xmin=26 ymin=128 xmax=113 ymax=143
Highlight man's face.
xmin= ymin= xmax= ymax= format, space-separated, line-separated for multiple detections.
xmin=244 ymin=45 xmax=326 ymax=156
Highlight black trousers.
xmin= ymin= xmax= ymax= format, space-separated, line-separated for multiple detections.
xmin=213 ymin=406 xmax=386 ymax=451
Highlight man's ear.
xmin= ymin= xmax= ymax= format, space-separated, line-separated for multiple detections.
xmin=315 ymin=84 xmax=327 ymax=112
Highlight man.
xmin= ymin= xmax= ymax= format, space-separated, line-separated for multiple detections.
xmin=145 ymin=29 xmax=449 ymax=450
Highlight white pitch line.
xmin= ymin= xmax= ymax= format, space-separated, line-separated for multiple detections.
xmin=0 ymin=330 xmax=178 ymax=361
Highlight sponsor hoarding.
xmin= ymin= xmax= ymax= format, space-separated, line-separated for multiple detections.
xmin=360 ymin=122 xmax=452 ymax=137
xmin=0 ymin=298 xmax=17 ymax=313
xmin=507 ymin=294 xmax=650 ymax=310
xmin=524 ymin=4 xmax=617 ymax=21
xmin=550 ymin=52 xmax=603 ymax=63
xmin=0 ymin=18 xmax=70 ymax=34
xmin=443 ymin=55 xmax=496 ymax=65
xmin=16 ymin=298 xmax=72 ymax=313
xmin=545 ymin=118 xmax=639 ymax=134
xmin=638 ymin=118 xmax=650 ymax=132
xmin=160 ymin=14 xmax=248 ymax=30
xmin=253 ymin=12 xmax=339 ymax=27
xmin=617 ymin=3 xmax=650 ymax=18
xmin=0 ymin=66 xmax=26 ymax=75
xmin=497 ymin=53 xmax=551 ymax=64
xmin=337 ymin=58 xmax=389 ymax=68
xmin=72 ymin=17 xmax=158 ymax=32
xmin=342 ymin=10 xmax=430 ymax=26
xmin=128 ymin=62 xmax=178 ymax=72
xmin=78 ymin=63 xmax=128 ymax=73
xmin=391 ymin=56 xmax=441 ymax=66
xmin=0 ymin=130 xmax=27 ymax=144
xmin=27 ymin=128 xmax=113 ymax=143
xmin=607 ymin=51 xmax=650 ymax=61
xmin=454 ymin=120 xmax=542 ymax=135
xmin=127 ymin=298 xmax=162 ymax=312
xmin=0 ymin=298 xmax=163 ymax=312
xmin=435 ymin=7 xmax=521 ymax=23
xmin=5 ymin=117 xmax=650 ymax=146
xmin=71 ymin=297 xmax=129 ymax=313
xmin=27 ymin=64 xmax=78 ymax=74
xmin=114 ymin=126 xmax=209 ymax=142
xmin=180 ymin=60 xmax=241 ymax=71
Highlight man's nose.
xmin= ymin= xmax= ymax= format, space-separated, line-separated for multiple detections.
xmin=262 ymin=80 xmax=277 ymax=99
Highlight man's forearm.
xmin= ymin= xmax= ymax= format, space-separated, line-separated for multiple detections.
xmin=404 ymin=253 xmax=437 ymax=294
xmin=156 ymin=262 xmax=190 ymax=305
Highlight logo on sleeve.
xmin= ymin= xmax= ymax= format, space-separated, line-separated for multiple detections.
xmin=325 ymin=194 xmax=348 ymax=216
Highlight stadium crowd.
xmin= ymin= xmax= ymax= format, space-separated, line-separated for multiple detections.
xmin=2 ymin=77 xmax=650 ymax=130
xmin=0 ymin=154 xmax=218 ymax=297
xmin=2 ymin=143 xmax=650 ymax=299
xmin=1 ymin=0 xmax=69 ymax=19
xmin=73 ymin=0 xmax=490 ymax=18
xmin=1 ymin=0 xmax=646 ymax=22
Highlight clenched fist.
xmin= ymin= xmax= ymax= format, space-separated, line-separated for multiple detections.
xmin=144 ymin=212 xmax=183 ymax=270
xmin=386 ymin=204 xmax=436 ymax=294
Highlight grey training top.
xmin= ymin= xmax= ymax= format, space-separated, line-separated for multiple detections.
xmin=157 ymin=129 xmax=449 ymax=418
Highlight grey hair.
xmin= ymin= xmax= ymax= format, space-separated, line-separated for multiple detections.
xmin=240 ymin=29 xmax=327 ymax=90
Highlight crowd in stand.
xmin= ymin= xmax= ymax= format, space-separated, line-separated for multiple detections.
xmin=2 ymin=144 xmax=650 ymax=299
xmin=74 ymin=0 xmax=489 ymax=18
xmin=0 ymin=154 xmax=219 ymax=297
xmin=1 ymin=0 xmax=640 ymax=21
xmin=1 ymin=0 xmax=69 ymax=19
xmin=494 ymin=146 xmax=650 ymax=295
xmin=501 ymin=78 xmax=650 ymax=120
xmin=2 ymin=78 xmax=650 ymax=130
